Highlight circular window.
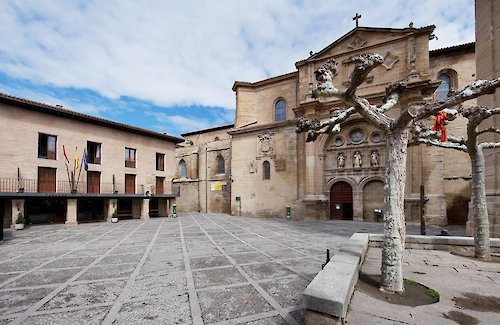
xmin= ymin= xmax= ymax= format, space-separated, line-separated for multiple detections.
xmin=371 ymin=132 xmax=382 ymax=143
xmin=334 ymin=136 xmax=344 ymax=147
xmin=349 ymin=129 xmax=365 ymax=144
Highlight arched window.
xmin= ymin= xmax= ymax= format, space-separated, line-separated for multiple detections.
xmin=274 ymin=99 xmax=286 ymax=122
xmin=263 ymin=161 xmax=271 ymax=180
xmin=436 ymin=73 xmax=452 ymax=101
xmin=216 ymin=154 xmax=225 ymax=174
xmin=179 ymin=159 xmax=187 ymax=178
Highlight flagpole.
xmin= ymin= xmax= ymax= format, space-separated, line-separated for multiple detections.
xmin=75 ymin=150 xmax=85 ymax=192
xmin=64 ymin=162 xmax=71 ymax=191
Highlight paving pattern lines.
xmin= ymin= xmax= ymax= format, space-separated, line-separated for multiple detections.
xmin=187 ymin=212 xmax=302 ymax=325
xmin=5 ymin=220 xmax=150 ymax=325
xmin=0 ymin=222 xmax=120 ymax=289
xmin=200 ymin=213 xmax=321 ymax=282
xmin=100 ymin=219 xmax=165 ymax=324
xmin=0 ymin=222 xmax=108 ymax=263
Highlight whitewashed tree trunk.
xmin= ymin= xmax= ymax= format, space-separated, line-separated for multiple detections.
xmin=380 ymin=128 xmax=408 ymax=293
xmin=469 ymin=145 xmax=491 ymax=259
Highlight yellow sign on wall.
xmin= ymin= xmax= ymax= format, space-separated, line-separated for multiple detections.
xmin=211 ymin=181 xmax=227 ymax=191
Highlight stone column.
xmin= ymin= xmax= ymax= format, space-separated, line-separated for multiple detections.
xmin=65 ymin=199 xmax=78 ymax=226
xmin=11 ymin=199 xmax=25 ymax=228
xmin=353 ymin=189 xmax=363 ymax=221
xmin=105 ymin=199 xmax=117 ymax=222
xmin=141 ymin=199 xmax=150 ymax=220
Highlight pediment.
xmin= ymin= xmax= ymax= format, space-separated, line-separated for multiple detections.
xmin=306 ymin=26 xmax=434 ymax=63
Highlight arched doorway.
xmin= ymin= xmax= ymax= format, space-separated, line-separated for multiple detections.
xmin=363 ymin=180 xmax=384 ymax=221
xmin=330 ymin=182 xmax=353 ymax=220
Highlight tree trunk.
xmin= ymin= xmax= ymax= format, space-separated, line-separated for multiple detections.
xmin=380 ymin=128 xmax=408 ymax=293
xmin=469 ymin=146 xmax=491 ymax=260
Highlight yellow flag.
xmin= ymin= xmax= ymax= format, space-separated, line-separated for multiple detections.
xmin=75 ymin=147 xmax=79 ymax=169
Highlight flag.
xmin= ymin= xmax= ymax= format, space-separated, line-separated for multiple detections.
xmin=75 ymin=147 xmax=79 ymax=169
xmin=63 ymin=145 xmax=70 ymax=164
xmin=83 ymin=149 xmax=88 ymax=171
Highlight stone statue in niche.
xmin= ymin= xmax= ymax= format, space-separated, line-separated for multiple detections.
xmin=370 ymin=150 xmax=379 ymax=167
xmin=248 ymin=161 xmax=257 ymax=173
xmin=353 ymin=151 xmax=362 ymax=168
xmin=337 ymin=153 xmax=345 ymax=169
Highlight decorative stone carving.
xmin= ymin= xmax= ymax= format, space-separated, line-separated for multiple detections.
xmin=249 ymin=161 xmax=257 ymax=173
xmin=349 ymin=128 xmax=365 ymax=144
xmin=275 ymin=157 xmax=286 ymax=172
xmin=257 ymin=131 xmax=274 ymax=158
xmin=370 ymin=150 xmax=379 ymax=167
xmin=353 ymin=151 xmax=362 ymax=168
xmin=347 ymin=34 xmax=367 ymax=49
xmin=382 ymin=52 xmax=400 ymax=70
xmin=337 ymin=153 xmax=346 ymax=169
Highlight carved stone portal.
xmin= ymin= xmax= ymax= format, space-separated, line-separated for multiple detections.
xmin=257 ymin=131 xmax=274 ymax=158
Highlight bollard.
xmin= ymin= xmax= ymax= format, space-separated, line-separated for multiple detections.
xmin=286 ymin=206 xmax=291 ymax=220
xmin=172 ymin=204 xmax=177 ymax=218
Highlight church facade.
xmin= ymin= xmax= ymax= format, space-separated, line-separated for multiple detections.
xmin=175 ymin=24 xmax=493 ymax=232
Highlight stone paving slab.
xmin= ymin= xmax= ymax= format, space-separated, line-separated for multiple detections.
xmin=0 ymin=212 xmax=470 ymax=324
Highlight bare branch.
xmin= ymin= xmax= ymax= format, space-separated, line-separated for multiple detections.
xmin=345 ymin=54 xmax=384 ymax=97
xmin=480 ymin=142 xmax=500 ymax=149
xmin=477 ymin=127 xmax=500 ymax=136
xmin=411 ymin=137 xmax=468 ymax=152
xmin=411 ymin=78 xmax=500 ymax=121
xmin=311 ymin=54 xmax=392 ymax=131
xmin=312 ymin=60 xmax=344 ymax=98
xmin=296 ymin=107 xmax=357 ymax=142
xmin=409 ymin=123 xmax=465 ymax=144
xmin=378 ymin=82 xmax=407 ymax=113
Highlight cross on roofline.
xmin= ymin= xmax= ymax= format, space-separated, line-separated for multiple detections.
xmin=353 ymin=13 xmax=361 ymax=27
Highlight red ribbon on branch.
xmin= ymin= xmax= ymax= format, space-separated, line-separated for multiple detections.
xmin=433 ymin=111 xmax=448 ymax=142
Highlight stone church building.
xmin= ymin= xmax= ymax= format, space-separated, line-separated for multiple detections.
xmin=176 ymin=24 xmax=484 ymax=231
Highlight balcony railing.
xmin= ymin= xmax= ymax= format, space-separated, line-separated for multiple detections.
xmin=0 ymin=178 xmax=175 ymax=195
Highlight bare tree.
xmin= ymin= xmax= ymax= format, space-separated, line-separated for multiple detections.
xmin=296 ymin=54 xmax=500 ymax=293
xmin=410 ymin=106 xmax=500 ymax=260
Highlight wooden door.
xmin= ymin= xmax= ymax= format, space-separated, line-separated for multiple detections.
xmin=87 ymin=171 xmax=101 ymax=194
xmin=125 ymin=174 xmax=135 ymax=194
xmin=156 ymin=177 xmax=165 ymax=195
xmin=330 ymin=181 xmax=353 ymax=220
xmin=38 ymin=167 xmax=56 ymax=192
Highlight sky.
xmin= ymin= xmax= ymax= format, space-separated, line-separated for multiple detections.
xmin=0 ymin=0 xmax=475 ymax=136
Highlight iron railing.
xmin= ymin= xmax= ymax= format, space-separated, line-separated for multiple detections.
xmin=0 ymin=177 xmax=174 ymax=195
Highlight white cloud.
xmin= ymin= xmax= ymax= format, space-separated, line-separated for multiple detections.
xmin=146 ymin=112 xmax=212 ymax=134
xmin=0 ymin=0 xmax=475 ymax=110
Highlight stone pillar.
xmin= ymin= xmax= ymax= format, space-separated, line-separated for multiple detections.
xmin=353 ymin=189 xmax=363 ymax=221
xmin=140 ymin=199 xmax=150 ymax=220
xmin=159 ymin=199 xmax=168 ymax=217
xmin=11 ymin=199 xmax=25 ymax=228
xmin=65 ymin=199 xmax=78 ymax=226
xmin=105 ymin=199 xmax=117 ymax=222
xmin=132 ymin=199 xmax=142 ymax=219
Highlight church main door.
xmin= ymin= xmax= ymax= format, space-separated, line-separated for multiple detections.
xmin=330 ymin=182 xmax=353 ymax=220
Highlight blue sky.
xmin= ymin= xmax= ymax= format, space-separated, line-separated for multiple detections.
xmin=0 ymin=0 xmax=475 ymax=136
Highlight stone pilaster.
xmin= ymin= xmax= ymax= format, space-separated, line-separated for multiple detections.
xmin=141 ymin=199 xmax=150 ymax=220
xmin=65 ymin=199 xmax=78 ymax=226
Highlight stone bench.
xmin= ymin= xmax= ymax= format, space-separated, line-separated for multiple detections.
xmin=302 ymin=233 xmax=369 ymax=324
